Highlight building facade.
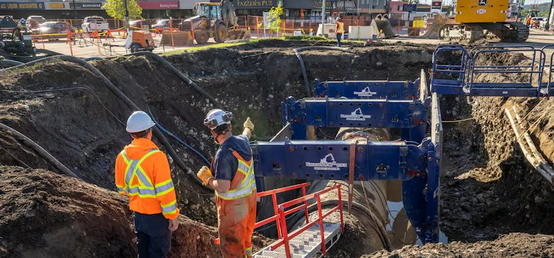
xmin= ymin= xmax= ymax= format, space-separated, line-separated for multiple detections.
xmin=0 ymin=0 xmax=391 ymax=20
xmin=0 ymin=0 xmax=199 ymax=20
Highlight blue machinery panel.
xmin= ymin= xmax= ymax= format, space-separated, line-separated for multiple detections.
xmin=251 ymin=45 xmax=550 ymax=245
xmin=314 ymin=79 xmax=421 ymax=100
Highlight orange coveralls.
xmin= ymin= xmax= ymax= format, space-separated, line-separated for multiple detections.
xmin=212 ymin=149 xmax=257 ymax=258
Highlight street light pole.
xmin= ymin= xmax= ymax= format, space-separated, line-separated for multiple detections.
xmin=72 ymin=0 xmax=77 ymax=19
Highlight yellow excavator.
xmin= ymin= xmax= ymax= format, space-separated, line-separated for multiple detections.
xmin=439 ymin=0 xmax=529 ymax=42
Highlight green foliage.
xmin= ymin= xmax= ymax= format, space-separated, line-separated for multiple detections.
xmin=266 ymin=1 xmax=283 ymax=34
xmin=102 ymin=0 xmax=142 ymax=20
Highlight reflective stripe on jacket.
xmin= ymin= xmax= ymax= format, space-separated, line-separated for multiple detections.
xmin=212 ymin=148 xmax=257 ymax=200
xmin=115 ymin=138 xmax=179 ymax=220
xmin=337 ymin=21 xmax=345 ymax=33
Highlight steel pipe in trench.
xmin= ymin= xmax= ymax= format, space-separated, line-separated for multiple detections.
xmin=256 ymin=127 xmax=417 ymax=253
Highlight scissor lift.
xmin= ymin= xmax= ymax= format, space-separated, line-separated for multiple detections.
xmin=249 ymin=45 xmax=554 ymax=258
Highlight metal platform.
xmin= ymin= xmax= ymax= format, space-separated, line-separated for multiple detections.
xmin=253 ymin=222 xmax=342 ymax=258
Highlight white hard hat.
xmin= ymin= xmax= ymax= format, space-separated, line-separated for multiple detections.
xmin=126 ymin=111 xmax=155 ymax=133
xmin=203 ymin=109 xmax=233 ymax=130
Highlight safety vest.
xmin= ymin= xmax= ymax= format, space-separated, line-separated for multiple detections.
xmin=212 ymin=149 xmax=257 ymax=200
xmin=118 ymin=148 xmax=178 ymax=215
xmin=337 ymin=21 xmax=345 ymax=33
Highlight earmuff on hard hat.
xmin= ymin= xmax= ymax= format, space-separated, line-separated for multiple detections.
xmin=203 ymin=109 xmax=233 ymax=130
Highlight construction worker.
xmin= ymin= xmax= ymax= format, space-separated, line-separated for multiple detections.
xmin=115 ymin=111 xmax=180 ymax=258
xmin=197 ymin=109 xmax=256 ymax=258
xmin=336 ymin=17 xmax=345 ymax=47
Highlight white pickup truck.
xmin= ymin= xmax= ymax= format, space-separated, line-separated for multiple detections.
xmin=81 ymin=16 xmax=109 ymax=33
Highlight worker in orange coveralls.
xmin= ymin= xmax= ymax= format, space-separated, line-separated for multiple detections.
xmin=197 ymin=109 xmax=257 ymax=258
xmin=115 ymin=111 xmax=180 ymax=258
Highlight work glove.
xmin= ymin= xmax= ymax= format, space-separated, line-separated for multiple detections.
xmin=243 ymin=117 xmax=255 ymax=132
xmin=197 ymin=166 xmax=213 ymax=186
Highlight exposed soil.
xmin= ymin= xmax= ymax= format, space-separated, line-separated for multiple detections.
xmin=1 ymin=40 xmax=554 ymax=257
xmin=0 ymin=165 xmax=222 ymax=258
xmin=367 ymin=233 xmax=554 ymax=258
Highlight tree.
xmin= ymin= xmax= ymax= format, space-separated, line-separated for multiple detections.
xmin=102 ymin=0 xmax=143 ymax=20
xmin=266 ymin=1 xmax=283 ymax=35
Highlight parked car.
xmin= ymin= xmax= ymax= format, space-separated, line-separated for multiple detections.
xmin=25 ymin=15 xmax=46 ymax=30
xmin=32 ymin=22 xmax=75 ymax=34
xmin=538 ymin=17 xmax=550 ymax=29
xmin=151 ymin=19 xmax=181 ymax=29
xmin=81 ymin=16 xmax=109 ymax=33
xmin=129 ymin=20 xmax=153 ymax=28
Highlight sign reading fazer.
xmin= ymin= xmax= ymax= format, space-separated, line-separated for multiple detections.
xmin=138 ymin=1 xmax=179 ymax=9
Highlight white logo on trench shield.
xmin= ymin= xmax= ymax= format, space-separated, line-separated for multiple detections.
xmin=305 ymin=154 xmax=348 ymax=171
xmin=340 ymin=108 xmax=372 ymax=121
xmin=354 ymin=86 xmax=377 ymax=97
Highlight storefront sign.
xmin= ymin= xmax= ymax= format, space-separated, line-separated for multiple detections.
xmin=313 ymin=1 xmax=333 ymax=8
xmin=235 ymin=0 xmax=277 ymax=9
xmin=0 ymin=2 xmax=45 ymax=10
xmin=138 ymin=1 xmax=179 ymax=9
xmin=70 ymin=2 xmax=103 ymax=9
xmin=431 ymin=1 xmax=442 ymax=9
xmin=49 ymin=3 xmax=65 ymax=8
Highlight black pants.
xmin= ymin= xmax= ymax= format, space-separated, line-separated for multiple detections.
xmin=134 ymin=212 xmax=172 ymax=258
xmin=336 ymin=33 xmax=343 ymax=47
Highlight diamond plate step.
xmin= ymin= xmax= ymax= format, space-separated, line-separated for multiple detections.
xmin=253 ymin=222 xmax=342 ymax=258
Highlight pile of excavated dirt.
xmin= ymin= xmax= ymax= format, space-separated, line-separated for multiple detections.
xmin=0 ymin=166 xmax=222 ymax=258
xmin=2 ymin=40 xmax=554 ymax=257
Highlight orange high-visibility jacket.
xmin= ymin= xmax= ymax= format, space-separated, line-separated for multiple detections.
xmin=337 ymin=21 xmax=345 ymax=33
xmin=115 ymin=138 xmax=179 ymax=220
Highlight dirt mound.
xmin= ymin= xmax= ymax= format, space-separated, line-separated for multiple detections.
xmin=367 ymin=233 xmax=554 ymax=258
xmin=0 ymin=166 xmax=222 ymax=258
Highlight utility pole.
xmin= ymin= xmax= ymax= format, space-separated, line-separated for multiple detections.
xmin=124 ymin=0 xmax=130 ymax=32
xmin=322 ymin=0 xmax=326 ymax=36
xmin=357 ymin=0 xmax=361 ymax=39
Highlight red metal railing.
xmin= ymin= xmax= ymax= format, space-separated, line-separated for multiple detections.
xmin=214 ymin=182 xmax=311 ymax=245
xmin=270 ymin=185 xmax=344 ymax=258
xmin=254 ymin=182 xmax=311 ymax=239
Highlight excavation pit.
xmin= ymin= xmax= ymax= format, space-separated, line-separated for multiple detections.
xmin=1 ymin=40 xmax=554 ymax=257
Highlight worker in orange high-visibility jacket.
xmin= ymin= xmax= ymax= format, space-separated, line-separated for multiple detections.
xmin=115 ymin=111 xmax=180 ymax=258
xmin=336 ymin=17 xmax=345 ymax=47
xmin=197 ymin=109 xmax=257 ymax=258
